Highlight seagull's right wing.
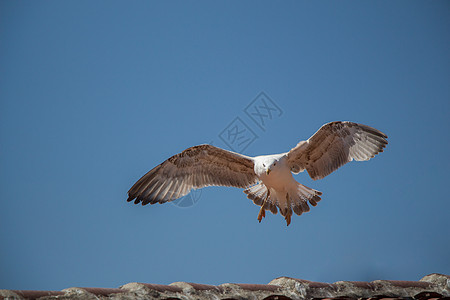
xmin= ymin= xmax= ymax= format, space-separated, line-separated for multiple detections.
xmin=127 ymin=144 xmax=258 ymax=205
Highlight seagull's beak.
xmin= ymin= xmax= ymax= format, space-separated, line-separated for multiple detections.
xmin=266 ymin=169 xmax=271 ymax=175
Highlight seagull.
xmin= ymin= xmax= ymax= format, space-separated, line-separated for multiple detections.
xmin=127 ymin=121 xmax=388 ymax=226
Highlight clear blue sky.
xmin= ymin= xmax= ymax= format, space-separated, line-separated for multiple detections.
xmin=1 ymin=1 xmax=449 ymax=291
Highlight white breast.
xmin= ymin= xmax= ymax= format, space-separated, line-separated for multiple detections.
xmin=256 ymin=156 xmax=297 ymax=191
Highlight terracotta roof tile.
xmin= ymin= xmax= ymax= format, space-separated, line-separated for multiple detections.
xmin=175 ymin=282 xmax=223 ymax=292
xmin=262 ymin=296 xmax=293 ymax=300
xmin=231 ymin=283 xmax=280 ymax=291
xmin=415 ymin=291 xmax=448 ymax=300
xmin=1 ymin=273 xmax=448 ymax=300
xmin=70 ymin=287 xmax=124 ymax=295
xmin=10 ymin=290 xmax=64 ymax=298
xmin=122 ymin=282 xmax=183 ymax=293
xmin=377 ymin=280 xmax=433 ymax=288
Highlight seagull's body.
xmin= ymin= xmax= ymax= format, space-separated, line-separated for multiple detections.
xmin=253 ymin=154 xmax=317 ymax=225
xmin=127 ymin=121 xmax=388 ymax=225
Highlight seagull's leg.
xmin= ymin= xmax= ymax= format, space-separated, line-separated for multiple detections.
xmin=257 ymin=206 xmax=265 ymax=222
xmin=257 ymin=189 xmax=270 ymax=223
xmin=285 ymin=211 xmax=292 ymax=226
xmin=285 ymin=193 xmax=292 ymax=226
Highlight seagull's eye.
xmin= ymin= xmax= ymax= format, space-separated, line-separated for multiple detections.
xmin=263 ymin=164 xmax=266 ymax=167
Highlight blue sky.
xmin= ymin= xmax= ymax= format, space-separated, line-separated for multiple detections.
xmin=1 ymin=1 xmax=449 ymax=291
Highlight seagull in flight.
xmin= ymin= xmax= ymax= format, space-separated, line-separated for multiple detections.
xmin=127 ymin=121 xmax=388 ymax=226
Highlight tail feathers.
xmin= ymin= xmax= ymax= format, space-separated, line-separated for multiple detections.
xmin=292 ymin=183 xmax=322 ymax=216
xmin=244 ymin=182 xmax=322 ymax=225
xmin=244 ymin=183 xmax=277 ymax=214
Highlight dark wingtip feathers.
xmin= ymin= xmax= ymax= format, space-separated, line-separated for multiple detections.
xmin=309 ymin=194 xmax=322 ymax=207
xmin=128 ymin=194 xmax=158 ymax=206
xmin=128 ymin=193 xmax=144 ymax=205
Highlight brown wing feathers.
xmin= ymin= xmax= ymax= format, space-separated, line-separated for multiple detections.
xmin=127 ymin=144 xmax=257 ymax=205
xmin=287 ymin=121 xmax=388 ymax=180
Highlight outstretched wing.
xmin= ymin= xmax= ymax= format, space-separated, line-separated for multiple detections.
xmin=286 ymin=121 xmax=388 ymax=180
xmin=127 ymin=144 xmax=258 ymax=205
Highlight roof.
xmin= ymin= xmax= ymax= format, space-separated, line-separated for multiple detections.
xmin=1 ymin=273 xmax=449 ymax=299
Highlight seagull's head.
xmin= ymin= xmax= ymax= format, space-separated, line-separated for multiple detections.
xmin=261 ymin=157 xmax=283 ymax=176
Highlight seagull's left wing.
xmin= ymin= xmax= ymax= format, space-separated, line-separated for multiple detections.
xmin=127 ymin=144 xmax=258 ymax=205
xmin=286 ymin=121 xmax=388 ymax=180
